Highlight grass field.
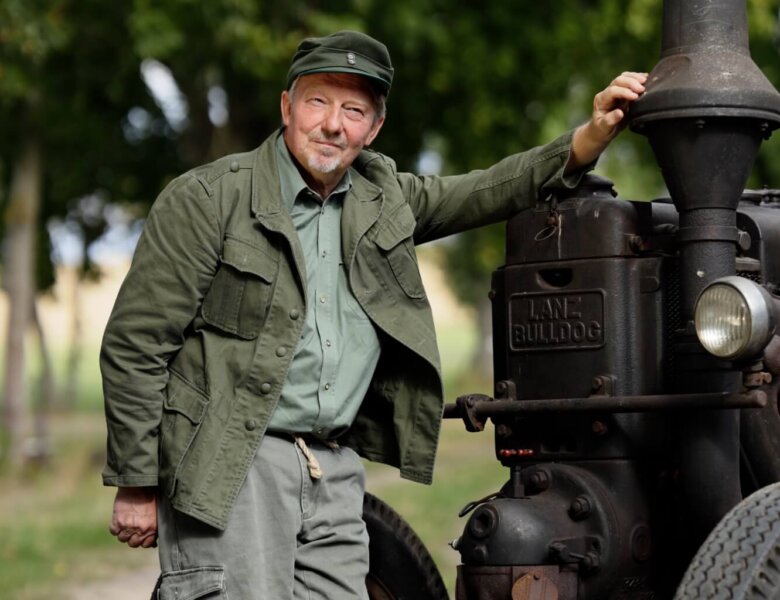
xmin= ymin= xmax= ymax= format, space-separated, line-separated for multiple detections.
xmin=0 ymin=398 xmax=504 ymax=599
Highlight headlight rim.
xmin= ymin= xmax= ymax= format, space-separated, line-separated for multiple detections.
xmin=694 ymin=276 xmax=775 ymax=360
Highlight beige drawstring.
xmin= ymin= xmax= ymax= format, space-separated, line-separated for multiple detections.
xmin=293 ymin=435 xmax=339 ymax=479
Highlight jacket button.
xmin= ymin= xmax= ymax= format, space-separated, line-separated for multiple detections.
xmin=245 ymin=419 xmax=257 ymax=431
xmin=260 ymin=382 xmax=272 ymax=394
xmin=276 ymin=347 xmax=288 ymax=357
xmin=289 ymin=309 xmax=300 ymax=320
xmin=230 ymin=160 xmax=239 ymax=172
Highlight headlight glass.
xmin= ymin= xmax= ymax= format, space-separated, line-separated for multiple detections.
xmin=695 ymin=283 xmax=752 ymax=358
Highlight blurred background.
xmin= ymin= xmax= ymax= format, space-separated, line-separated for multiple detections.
xmin=1 ymin=0 xmax=779 ymax=598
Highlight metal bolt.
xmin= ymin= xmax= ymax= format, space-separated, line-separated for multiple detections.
xmin=528 ymin=470 xmax=550 ymax=493
xmin=591 ymin=376 xmax=604 ymax=391
xmin=548 ymin=541 xmax=570 ymax=562
xmin=631 ymin=525 xmax=653 ymax=562
xmin=496 ymin=381 xmax=507 ymax=395
xmin=629 ymin=234 xmax=643 ymax=252
xmin=745 ymin=371 xmax=773 ymax=388
xmin=738 ymin=230 xmax=752 ymax=252
xmin=592 ymin=421 xmax=608 ymax=436
xmin=569 ymin=495 xmax=592 ymax=520
xmin=488 ymin=289 xmax=496 ymax=300
xmin=469 ymin=506 xmax=498 ymax=539
xmin=695 ymin=119 xmax=706 ymax=129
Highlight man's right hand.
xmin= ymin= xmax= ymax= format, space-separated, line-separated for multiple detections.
xmin=109 ymin=486 xmax=159 ymax=548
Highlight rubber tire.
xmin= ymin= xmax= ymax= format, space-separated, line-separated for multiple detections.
xmin=674 ymin=482 xmax=780 ymax=599
xmin=364 ymin=492 xmax=449 ymax=600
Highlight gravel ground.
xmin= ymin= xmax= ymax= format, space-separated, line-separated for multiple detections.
xmin=65 ymin=566 xmax=159 ymax=600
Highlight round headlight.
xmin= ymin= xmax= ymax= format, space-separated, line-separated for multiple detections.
xmin=694 ymin=276 xmax=775 ymax=359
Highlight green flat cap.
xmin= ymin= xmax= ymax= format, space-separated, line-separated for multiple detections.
xmin=286 ymin=30 xmax=394 ymax=94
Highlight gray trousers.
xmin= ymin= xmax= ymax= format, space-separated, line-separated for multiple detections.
xmin=157 ymin=433 xmax=369 ymax=600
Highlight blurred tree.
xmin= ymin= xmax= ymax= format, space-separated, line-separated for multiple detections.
xmin=367 ymin=0 xmax=668 ymax=373
xmin=0 ymin=1 xmax=66 ymax=465
xmin=363 ymin=0 xmax=780 ymax=375
xmin=0 ymin=0 xmax=181 ymax=464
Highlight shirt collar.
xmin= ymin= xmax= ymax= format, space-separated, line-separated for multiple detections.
xmin=275 ymin=131 xmax=352 ymax=211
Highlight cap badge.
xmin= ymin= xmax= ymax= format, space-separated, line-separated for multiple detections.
xmin=346 ymin=52 xmax=356 ymax=65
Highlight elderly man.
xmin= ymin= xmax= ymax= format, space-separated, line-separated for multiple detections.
xmin=102 ymin=30 xmax=646 ymax=599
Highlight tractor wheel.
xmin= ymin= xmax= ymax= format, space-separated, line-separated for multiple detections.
xmin=364 ymin=492 xmax=449 ymax=600
xmin=674 ymin=482 xmax=780 ymax=599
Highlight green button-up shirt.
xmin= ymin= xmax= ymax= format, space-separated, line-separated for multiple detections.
xmin=268 ymin=133 xmax=381 ymax=438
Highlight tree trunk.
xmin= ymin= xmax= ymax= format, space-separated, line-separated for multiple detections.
xmin=30 ymin=299 xmax=54 ymax=466
xmin=63 ymin=268 xmax=83 ymax=409
xmin=2 ymin=137 xmax=42 ymax=467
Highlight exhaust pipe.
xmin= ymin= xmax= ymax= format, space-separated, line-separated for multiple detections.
xmin=630 ymin=0 xmax=780 ymax=542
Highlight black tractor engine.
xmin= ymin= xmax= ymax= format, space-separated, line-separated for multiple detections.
xmin=453 ymin=183 xmax=780 ymax=599
xmin=447 ymin=0 xmax=780 ymax=596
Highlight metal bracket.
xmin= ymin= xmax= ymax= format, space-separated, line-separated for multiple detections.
xmin=455 ymin=394 xmax=493 ymax=432
xmin=589 ymin=375 xmax=616 ymax=397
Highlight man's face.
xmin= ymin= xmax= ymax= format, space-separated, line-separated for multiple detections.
xmin=281 ymin=73 xmax=384 ymax=184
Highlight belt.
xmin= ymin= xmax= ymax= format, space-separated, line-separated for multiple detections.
xmin=265 ymin=430 xmax=339 ymax=480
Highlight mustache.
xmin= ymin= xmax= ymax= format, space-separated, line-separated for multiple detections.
xmin=309 ymin=132 xmax=347 ymax=149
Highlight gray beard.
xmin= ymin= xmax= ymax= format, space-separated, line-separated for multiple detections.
xmin=307 ymin=154 xmax=341 ymax=174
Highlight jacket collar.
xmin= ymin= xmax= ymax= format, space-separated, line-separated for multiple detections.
xmin=251 ymin=129 xmax=384 ymax=218
xmin=251 ymin=130 xmax=284 ymax=218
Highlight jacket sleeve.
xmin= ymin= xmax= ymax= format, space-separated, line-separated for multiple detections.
xmin=100 ymin=174 xmax=221 ymax=487
xmin=396 ymin=130 xmax=591 ymax=244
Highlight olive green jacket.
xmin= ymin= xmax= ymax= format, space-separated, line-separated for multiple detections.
xmin=101 ymin=129 xmax=579 ymax=530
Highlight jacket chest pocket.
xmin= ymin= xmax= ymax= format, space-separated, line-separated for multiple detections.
xmin=201 ymin=236 xmax=278 ymax=339
xmin=373 ymin=204 xmax=426 ymax=299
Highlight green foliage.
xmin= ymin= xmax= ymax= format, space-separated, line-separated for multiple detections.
xmin=430 ymin=0 xmax=780 ymax=308
xmin=0 ymin=413 xmax=155 ymax=598
xmin=0 ymin=0 xmax=779 ymax=336
xmin=2 ymin=0 xmax=777 ymax=299
xmin=0 ymin=0 xmax=71 ymax=103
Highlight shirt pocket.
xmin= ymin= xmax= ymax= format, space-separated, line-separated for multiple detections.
xmin=201 ymin=236 xmax=278 ymax=339
xmin=373 ymin=204 xmax=426 ymax=300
